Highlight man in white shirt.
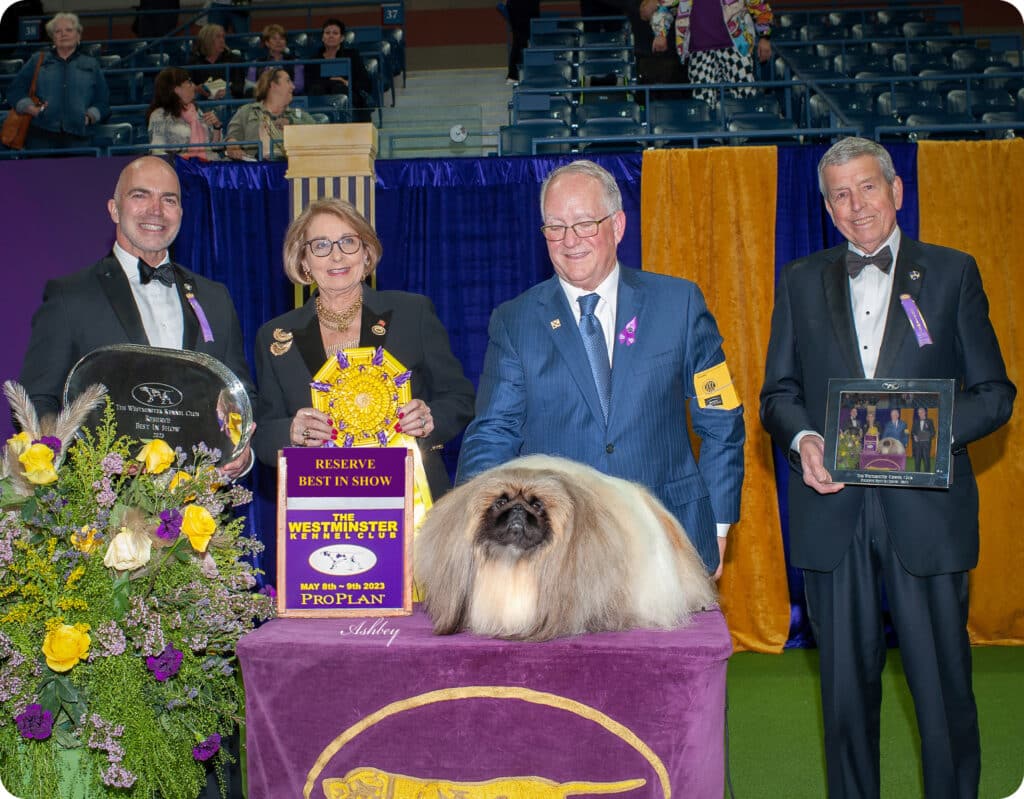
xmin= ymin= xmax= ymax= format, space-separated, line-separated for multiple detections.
xmin=760 ymin=136 xmax=1015 ymax=798
xmin=20 ymin=156 xmax=254 ymax=478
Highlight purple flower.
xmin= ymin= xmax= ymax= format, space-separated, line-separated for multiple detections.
xmin=145 ymin=644 xmax=183 ymax=682
xmin=15 ymin=704 xmax=53 ymax=740
xmin=33 ymin=436 xmax=62 ymax=456
xmin=193 ymin=732 xmax=221 ymax=761
xmin=259 ymin=584 xmax=277 ymax=599
xmin=101 ymin=453 xmax=125 ymax=476
xmin=155 ymin=508 xmax=183 ymax=541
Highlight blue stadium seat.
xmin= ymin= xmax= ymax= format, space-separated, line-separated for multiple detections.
xmin=722 ymin=95 xmax=782 ymax=123
xmin=892 ymin=52 xmax=948 ymax=75
xmin=947 ymin=88 xmax=1015 ymax=118
xmin=575 ymin=99 xmax=641 ymax=125
xmin=499 ymin=119 xmax=572 ymax=155
xmin=529 ymin=31 xmax=579 ymax=49
xmin=99 ymin=54 xmax=122 ymax=70
xmin=576 ymin=118 xmax=645 ymax=152
xmin=287 ymin=32 xmax=309 ymax=57
xmin=646 ymin=98 xmax=712 ymax=129
xmin=517 ymin=62 xmax=576 ymax=90
xmin=809 ymin=90 xmax=873 ymax=126
xmin=0 ymin=59 xmax=23 ymax=75
xmin=903 ymin=21 xmax=953 ymax=39
xmin=90 ymin=122 xmax=134 ymax=151
xmin=980 ymin=111 xmax=1023 ymax=138
xmin=876 ymin=89 xmax=944 ymax=121
xmin=834 ymin=53 xmax=888 ymax=77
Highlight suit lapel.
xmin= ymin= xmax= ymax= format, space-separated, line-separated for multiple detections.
xmin=821 ymin=248 xmax=865 ymax=378
xmin=293 ymin=302 xmax=328 ymax=376
xmin=875 ymin=239 xmax=926 ymax=378
xmin=609 ymin=268 xmax=645 ymax=413
xmin=95 ymin=256 xmax=147 ymax=344
xmin=174 ymin=265 xmax=202 ymax=349
xmin=360 ymin=290 xmax=393 ymax=351
xmin=537 ymin=278 xmax=606 ymax=425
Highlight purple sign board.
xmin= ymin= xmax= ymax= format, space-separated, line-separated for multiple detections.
xmin=277 ymin=447 xmax=413 ymax=617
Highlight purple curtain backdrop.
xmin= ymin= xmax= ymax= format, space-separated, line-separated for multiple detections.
xmin=1 ymin=156 xmax=133 ymax=442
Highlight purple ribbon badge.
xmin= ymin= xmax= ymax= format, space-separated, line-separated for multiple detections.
xmin=900 ymin=294 xmax=933 ymax=347
xmin=185 ymin=293 xmax=214 ymax=343
xmin=617 ymin=316 xmax=638 ymax=347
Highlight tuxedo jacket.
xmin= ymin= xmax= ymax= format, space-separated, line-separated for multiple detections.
xmin=252 ymin=286 xmax=475 ymax=500
xmin=456 ymin=266 xmax=746 ymax=572
xmin=20 ymin=255 xmax=254 ymax=418
xmin=912 ymin=417 xmax=936 ymax=444
xmin=760 ymin=237 xmax=1015 ymax=575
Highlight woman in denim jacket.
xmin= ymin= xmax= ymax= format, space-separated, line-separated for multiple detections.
xmin=9 ymin=12 xmax=110 ymax=151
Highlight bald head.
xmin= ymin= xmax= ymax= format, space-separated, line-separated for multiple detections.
xmin=108 ymin=157 xmax=183 ymax=266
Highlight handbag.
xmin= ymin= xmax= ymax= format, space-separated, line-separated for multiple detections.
xmin=1 ymin=53 xmax=45 ymax=150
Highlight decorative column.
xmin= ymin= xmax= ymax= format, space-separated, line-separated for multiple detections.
xmin=283 ymin=123 xmax=378 ymax=305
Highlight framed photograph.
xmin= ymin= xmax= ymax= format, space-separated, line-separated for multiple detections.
xmin=823 ymin=378 xmax=955 ymax=489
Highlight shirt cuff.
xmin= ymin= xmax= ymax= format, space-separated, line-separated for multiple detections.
xmin=717 ymin=522 xmax=731 ymax=539
xmin=791 ymin=429 xmax=823 ymax=453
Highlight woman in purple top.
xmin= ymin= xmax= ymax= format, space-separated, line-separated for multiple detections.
xmin=650 ymin=0 xmax=773 ymax=108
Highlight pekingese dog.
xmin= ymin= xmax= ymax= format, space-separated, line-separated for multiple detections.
xmin=878 ymin=437 xmax=906 ymax=456
xmin=414 ymin=455 xmax=716 ymax=641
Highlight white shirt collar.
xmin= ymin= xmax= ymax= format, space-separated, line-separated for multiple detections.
xmin=113 ymin=241 xmax=171 ymax=284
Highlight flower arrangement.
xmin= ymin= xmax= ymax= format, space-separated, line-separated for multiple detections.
xmin=835 ymin=428 xmax=864 ymax=471
xmin=0 ymin=382 xmax=274 ymax=798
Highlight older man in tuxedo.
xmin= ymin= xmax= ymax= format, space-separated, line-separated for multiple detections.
xmin=457 ymin=159 xmax=745 ymax=578
xmin=19 ymin=155 xmax=254 ymax=480
xmin=760 ymin=137 xmax=1014 ymax=798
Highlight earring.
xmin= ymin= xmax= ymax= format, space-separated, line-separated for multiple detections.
xmin=302 ymin=265 xmax=312 ymax=281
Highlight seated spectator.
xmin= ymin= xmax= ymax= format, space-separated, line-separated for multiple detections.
xmin=8 ymin=11 xmax=110 ymax=151
xmin=224 ymin=67 xmax=314 ymax=160
xmin=187 ymin=23 xmax=244 ymax=99
xmin=306 ymin=18 xmax=373 ymax=123
xmin=147 ymin=67 xmax=223 ymax=159
xmin=246 ymin=24 xmax=304 ymax=95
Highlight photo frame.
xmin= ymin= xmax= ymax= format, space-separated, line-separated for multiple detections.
xmin=823 ymin=378 xmax=955 ymax=489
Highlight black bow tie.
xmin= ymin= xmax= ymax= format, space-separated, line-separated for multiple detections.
xmin=138 ymin=261 xmax=175 ymax=287
xmin=845 ymin=246 xmax=893 ymax=278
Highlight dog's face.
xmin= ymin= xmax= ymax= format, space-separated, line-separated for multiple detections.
xmin=475 ymin=487 xmax=554 ymax=558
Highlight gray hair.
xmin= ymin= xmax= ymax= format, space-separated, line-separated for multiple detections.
xmin=817 ymin=137 xmax=897 ymax=196
xmin=46 ymin=12 xmax=83 ymax=38
xmin=539 ymin=160 xmax=623 ymax=219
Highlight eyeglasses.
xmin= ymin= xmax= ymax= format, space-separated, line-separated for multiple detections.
xmin=305 ymin=236 xmax=363 ymax=257
xmin=539 ymin=214 xmax=613 ymax=242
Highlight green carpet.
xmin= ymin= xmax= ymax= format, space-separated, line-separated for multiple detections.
xmin=725 ymin=646 xmax=1024 ymax=798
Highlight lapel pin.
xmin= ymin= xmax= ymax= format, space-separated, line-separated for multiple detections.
xmin=550 ymin=319 xmax=561 ymax=330
xmin=909 ymin=270 xmax=921 ymax=281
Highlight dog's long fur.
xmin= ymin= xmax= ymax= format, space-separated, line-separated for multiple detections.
xmin=415 ymin=455 xmax=716 ymax=641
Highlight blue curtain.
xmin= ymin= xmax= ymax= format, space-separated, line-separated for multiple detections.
xmin=173 ymin=158 xmax=293 ymax=584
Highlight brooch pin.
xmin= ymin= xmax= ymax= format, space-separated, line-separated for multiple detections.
xmin=372 ymin=319 xmax=387 ymax=336
xmin=270 ymin=328 xmax=293 ymax=356
xmin=617 ymin=316 xmax=637 ymax=346
xmin=909 ymin=270 xmax=921 ymax=281
xmin=550 ymin=319 xmax=561 ymax=330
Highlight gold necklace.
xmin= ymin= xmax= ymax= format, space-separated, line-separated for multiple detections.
xmin=316 ymin=294 xmax=362 ymax=332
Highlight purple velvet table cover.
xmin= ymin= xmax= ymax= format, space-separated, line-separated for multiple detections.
xmin=237 ymin=607 xmax=731 ymax=799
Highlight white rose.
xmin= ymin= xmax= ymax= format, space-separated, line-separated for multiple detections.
xmin=103 ymin=528 xmax=153 ymax=571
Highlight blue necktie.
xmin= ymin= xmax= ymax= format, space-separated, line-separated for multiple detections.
xmin=578 ymin=293 xmax=611 ymax=420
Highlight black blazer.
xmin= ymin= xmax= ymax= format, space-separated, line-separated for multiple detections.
xmin=760 ymin=236 xmax=1015 ymax=575
xmin=19 ymin=255 xmax=254 ymax=418
xmin=253 ymin=286 xmax=475 ymax=500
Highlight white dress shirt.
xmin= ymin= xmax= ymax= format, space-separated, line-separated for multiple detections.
xmin=114 ymin=242 xmax=184 ymax=350
xmin=558 ymin=264 xmax=620 ymax=365
xmin=849 ymin=227 xmax=901 ymax=379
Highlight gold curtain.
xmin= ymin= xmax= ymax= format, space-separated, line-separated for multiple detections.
xmin=640 ymin=147 xmax=790 ymax=653
xmin=917 ymin=140 xmax=1024 ymax=644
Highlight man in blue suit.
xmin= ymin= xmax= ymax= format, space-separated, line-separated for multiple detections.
xmin=456 ymin=160 xmax=745 ymax=578
xmin=880 ymin=407 xmax=908 ymax=447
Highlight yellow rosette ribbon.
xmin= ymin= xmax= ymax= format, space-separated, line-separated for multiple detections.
xmin=311 ymin=347 xmax=433 ymax=531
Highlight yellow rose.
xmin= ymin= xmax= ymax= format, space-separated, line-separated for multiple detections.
xmin=71 ymin=525 xmax=100 ymax=554
xmin=42 ymin=623 xmax=90 ymax=672
xmin=169 ymin=470 xmax=191 ymax=490
xmin=6 ymin=431 xmax=32 ymax=456
xmin=18 ymin=443 xmax=58 ymax=485
xmin=103 ymin=527 xmax=153 ymax=571
xmin=182 ymin=505 xmax=216 ymax=553
xmin=136 ymin=439 xmax=175 ymax=475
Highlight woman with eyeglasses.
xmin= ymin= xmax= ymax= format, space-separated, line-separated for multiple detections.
xmin=147 ymin=68 xmax=223 ymax=159
xmin=252 ymin=199 xmax=475 ymax=501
